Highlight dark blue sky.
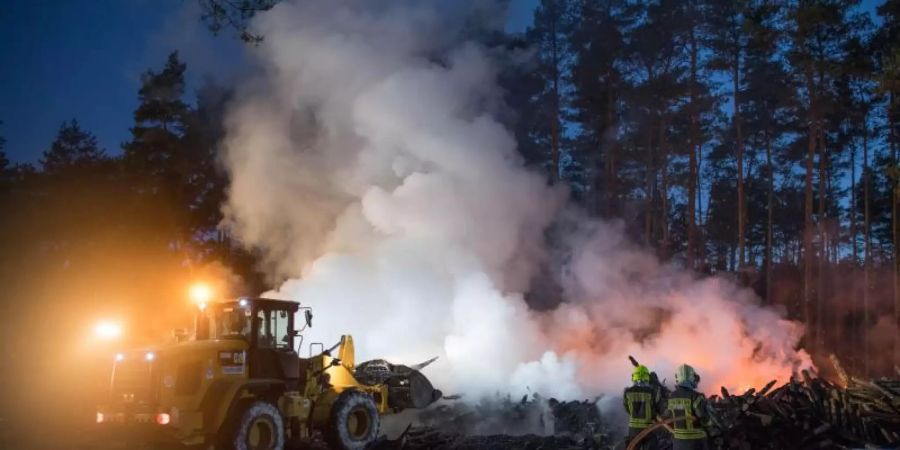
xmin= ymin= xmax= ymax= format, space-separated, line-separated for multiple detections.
xmin=0 ymin=0 xmax=251 ymax=163
xmin=0 ymin=0 xmax=879 ymax=165
xmin=0 ymin=0 xmax=538 ymax=164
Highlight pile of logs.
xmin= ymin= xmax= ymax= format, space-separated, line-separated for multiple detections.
xmin=709 ymin=364 xmax=900 ymax=448
xmin=372 ymin=363 xmax=899 ymax=449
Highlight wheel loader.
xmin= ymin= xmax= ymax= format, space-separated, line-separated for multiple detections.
xmin=95 ymin=297 xmax=441 ymax=449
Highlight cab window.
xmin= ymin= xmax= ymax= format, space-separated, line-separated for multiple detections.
xmin=255 ymin=308 xmax=291 ymax=349
xmin=210 ymin=304 xmax=251 ymax=340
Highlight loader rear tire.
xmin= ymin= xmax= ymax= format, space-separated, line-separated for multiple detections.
xmin=324 ymin=390 xmax=380 ymax=450
xmin=230 ymin=401 xmax=285 ymax=450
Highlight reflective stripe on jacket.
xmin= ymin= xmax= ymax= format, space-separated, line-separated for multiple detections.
xmin=624 ymin=384 xmax=661 ymax=429
xmin=667 ymin=387 xmax=708 ymax=440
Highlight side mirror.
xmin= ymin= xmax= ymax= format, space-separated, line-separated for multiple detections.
xmin=304 ymin=309 xmax=313 ymax=328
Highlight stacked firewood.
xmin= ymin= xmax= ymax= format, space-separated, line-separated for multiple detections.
xmin=372 ymin=364 xmax=900 ymax=450
xmin=709 ymin=368 xmax=900 ymax=449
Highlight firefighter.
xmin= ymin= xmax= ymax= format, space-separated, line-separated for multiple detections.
xmin=667 ymin=364 xmax=711 ymax=450
xmin=623 ymin=365 xmax=666 ymax=449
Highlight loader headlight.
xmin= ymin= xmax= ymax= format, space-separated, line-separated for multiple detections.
xmin=94 ymin=321 xmax=122 ymax=340
xmin=115 ymin=353 xmax=124 ymax=362
xmin=145 ymin=352 xmax=155 ymax=361
xmin=189 ymin=282 xmax=213 ymax=304
xmin=96 ymin=412 xmax=104 ymax=424
xmin=155 ymin=413 xmax=170 ymax=425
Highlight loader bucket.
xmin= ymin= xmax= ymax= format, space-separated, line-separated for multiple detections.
xmin=355 ymin=359 xmax=442 ymax=411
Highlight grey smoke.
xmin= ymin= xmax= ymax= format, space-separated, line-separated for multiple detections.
xmin=221 ymin=0 xmax=811 ymax=401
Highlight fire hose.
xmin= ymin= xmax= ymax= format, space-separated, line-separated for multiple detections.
xmin=625 ymin=417 xmax=676 ymax=450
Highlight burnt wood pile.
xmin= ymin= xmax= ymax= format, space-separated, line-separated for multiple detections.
xmin=372 ymin=371 xmax=900 ymax=449
xmin=374 ymin=395 xmax=612 ymax=449
xmin=709 ymin=370 xmax=900 ymax=449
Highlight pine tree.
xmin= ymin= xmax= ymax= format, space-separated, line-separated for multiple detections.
xmin=0 ymin=121 xmax=9 ymax=193
xmin=40 ymin=119 xmax=106 ymax=175
xmin=706 ymin=0 xmax=751 ymax=272
xmin=686 ymin=0 xmax=703 ymax=270
xmin=624 ymin=0 xmax=690 ymax=255
xmin=0 ymin=121 xmax=8 ymax=173
xmin=876 ymin=0 xmax=900 ymax=370
xmin=182 ymin=77 xmax=231 ymax=244
xmin=569 ymin=0 xmax=633 ymax=216
xmin=788 ymin=0 xmax=862 ymax=353
xmin=527 ymin=0 xmax=575 ymax=184
xmin=743 ymin=0 xmax=796 ymax=304
xmin=123 ymin=51 xmax=193 ymax=245
xmin=199 ymin=0 xmax=279 ymax=43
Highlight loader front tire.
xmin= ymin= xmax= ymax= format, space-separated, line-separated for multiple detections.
xmin=230 ymin=401 xmax=285 ymax=450
xmin=324 ymin=390 xmax=380 ymax=450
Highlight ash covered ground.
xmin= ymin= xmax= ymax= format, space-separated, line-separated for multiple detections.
xmin=375 ymin=395 xmax=614 ymax=450
xmin=366 ymin=372 xmax=900 ymax=450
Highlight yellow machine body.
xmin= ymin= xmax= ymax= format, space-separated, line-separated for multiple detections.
xmin=96 ymin=297 xmax=404 ymax=448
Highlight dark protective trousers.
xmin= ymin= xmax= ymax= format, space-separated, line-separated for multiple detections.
xmin=672 ymin=437 xmax=709 ymax=450
xmin=625 ymin=427 xmax=660 ymax=450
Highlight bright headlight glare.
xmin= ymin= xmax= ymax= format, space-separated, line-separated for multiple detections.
xmin=94 ymin=321 xmax=122 ymax=340
xmin=189 ymin=283 xmax=213 ymax=304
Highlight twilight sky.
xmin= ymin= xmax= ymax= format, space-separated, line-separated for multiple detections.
xmin=0 ymin=0 xmax=880 ymax=165
xmin=0 ymin=0 xmax=537 ymax=164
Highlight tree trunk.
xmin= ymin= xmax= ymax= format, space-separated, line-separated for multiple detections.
xmin=660 ymin=117 xmax=670 ymax=258
xmin=851 ymin=132 xmax=858 ymax=264
xmin=698 ymin=143 xmax=706 ymax=270
xmin=803 ymin=65 xmax=817 ymax=342
xmin=550 ymin=0 xmax=561 ymax=184
xmin=606 ymin=68 xmax=618 ymax=217
xmin=863 ymin=108 xmax=871 ymax=376
xmin=645 ymin=131 xmax=654 ymax=247
xmin=765 ymin=124 xmax=774 ymax=305
xmin=817 ymin=118 xmax=828 ymax=354
xmin=891 ymin=91 xmax=899 ymax=369
xmin=734 ymin=55 xmax=746 ymax=273
xmin=849 ymin=128 xmax=858 ymax=372
xmin=687 ymin=5 xmax=699 ymax=271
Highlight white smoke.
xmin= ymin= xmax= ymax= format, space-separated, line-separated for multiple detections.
xmin=221 ymin=0 xmax=811 ymax=400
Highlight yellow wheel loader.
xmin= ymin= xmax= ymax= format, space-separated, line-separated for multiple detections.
xmin=95 ymin=297 xmax=441 ymax=450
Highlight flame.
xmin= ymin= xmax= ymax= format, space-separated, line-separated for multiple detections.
xmin=537 ymin=295 xmax=810 ymax=396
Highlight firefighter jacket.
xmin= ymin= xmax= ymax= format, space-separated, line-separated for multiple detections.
xmin=666 ymin=386 xmax=710 ymax=440
xmin=623 ymin=382 xmax=665 ymax=430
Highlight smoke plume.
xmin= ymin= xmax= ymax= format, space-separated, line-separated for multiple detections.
xmin=221 ymin=0 xmax=811 ymax=400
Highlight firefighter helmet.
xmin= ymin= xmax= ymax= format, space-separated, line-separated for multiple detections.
xmin=675 ymin=364 xmax=700 ymax=388
xmin=632 ymin=365 xmax=651 ymax=383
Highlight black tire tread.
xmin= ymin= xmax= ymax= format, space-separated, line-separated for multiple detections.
xmin=227 ymin=400 xmax=285 ymax=450
xmin=323 ymin=390 xmax=380 ymax=450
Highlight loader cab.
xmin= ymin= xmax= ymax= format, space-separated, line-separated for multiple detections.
xmin=200 ymin=298 xmax=305 ymax=387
